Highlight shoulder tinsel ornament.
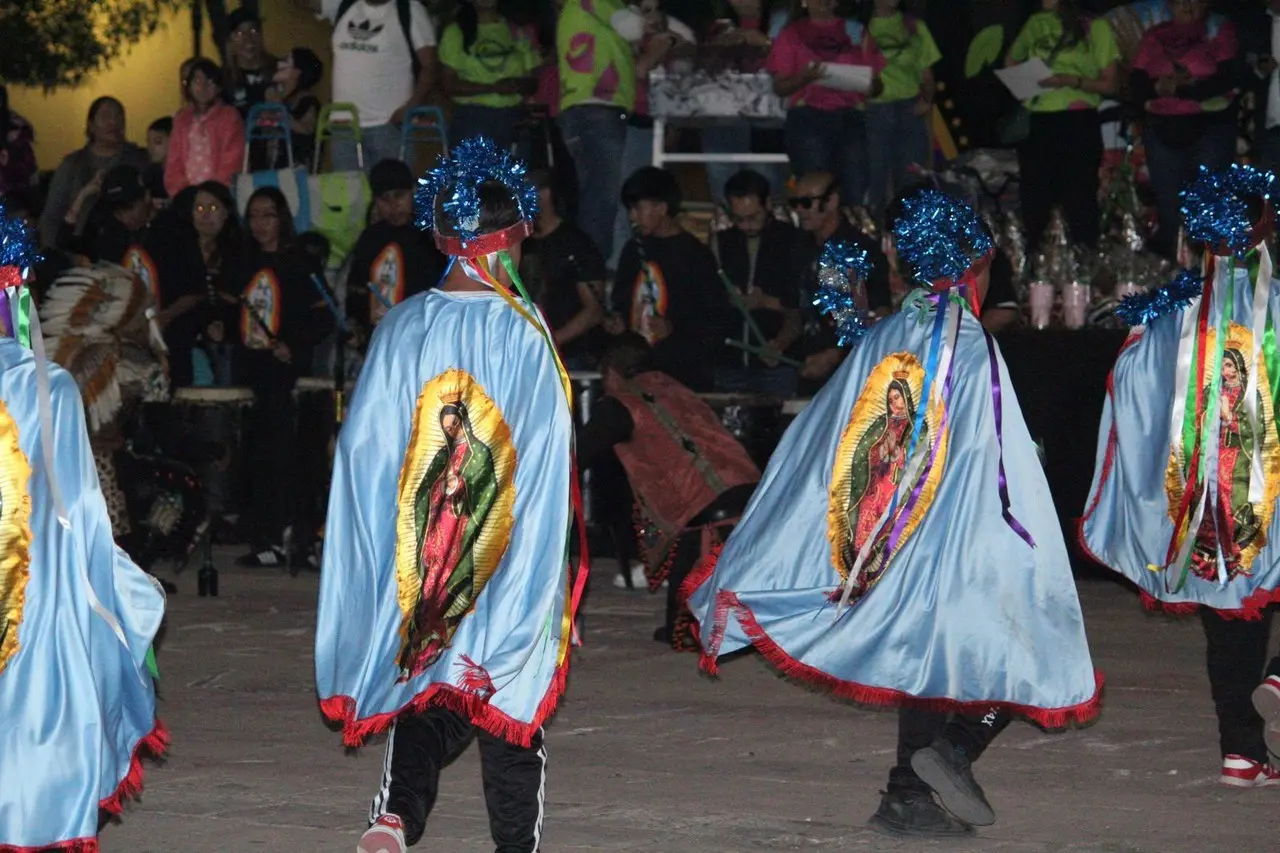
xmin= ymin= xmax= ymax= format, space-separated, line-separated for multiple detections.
xmin=414 ymin=136 xmax=538 ymax=256
xmin=891 ymin=189 xmax=994 ymax=288
xmin=813 ymin=239 xmax=873 ymax=347
xmin=0 ymin=205 xmax=40 ymax=345
xmin=1180 ymin=164 xmax=1276 ymax=258
xmin=1114 ymin=268 xmax=1202 ymax=326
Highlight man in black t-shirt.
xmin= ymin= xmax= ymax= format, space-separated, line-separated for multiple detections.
xmin=713 ymin=169 xmax=803 ymax=397
xmin=522 ymin=170 xmax=605 ymax=368
xmin=607 ymin=167 xmax=729 ymax=392
xmin=790 ymin=171 xmax=892 ymax=390
xmin=345 ymin=159 xmax=447 ymax=343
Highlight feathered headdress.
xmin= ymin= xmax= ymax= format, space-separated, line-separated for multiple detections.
xmin=414 ymin=136 xmax=538 ymax=258
xmin=813 ymin=239 xmax=873 ymax=347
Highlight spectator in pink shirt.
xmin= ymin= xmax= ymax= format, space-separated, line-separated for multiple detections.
xmin=165 ymin=59 xmax=246 ymax=198
xmin=766 ymin=0 xmax=885 ymax=207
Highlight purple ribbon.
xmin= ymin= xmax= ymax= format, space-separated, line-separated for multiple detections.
xmin=983 ymin=331 xmax=1036 ymax=548
xmin=0 ymin=289 xmax=14 ymax=339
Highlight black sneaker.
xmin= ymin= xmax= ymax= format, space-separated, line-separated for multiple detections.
xmin=911 ymin=739 xmax=996 ymax=826
xmin=867 ymin=789 xmax=974 ymax=838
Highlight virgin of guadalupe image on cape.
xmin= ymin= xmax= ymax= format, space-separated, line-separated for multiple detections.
xmin=398 ymin=393 xmax=499 ymax=679
xmin=845 ymin=372 xmax=921 ymax=574
xmin=1190 ymin=344 xmax=1265 ymax=580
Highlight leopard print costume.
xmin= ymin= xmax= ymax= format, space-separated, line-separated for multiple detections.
xmin=93 ymin=448 xmax=130 ymax=537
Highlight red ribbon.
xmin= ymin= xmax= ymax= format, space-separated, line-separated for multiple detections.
xmin=434 ymin=221 xmax=532 ymax=258
xmin=0 ymin=267 xmax=23 ymax=289
xmin=930 ymin=250 xmax=994 ymax=317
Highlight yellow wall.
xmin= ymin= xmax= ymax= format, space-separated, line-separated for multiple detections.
xmin=9 ymin=0 xmax=334 ymax=171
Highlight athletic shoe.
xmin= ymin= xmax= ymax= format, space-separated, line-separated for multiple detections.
xmin=910 ymin=739 xmax=996 ymax=826
xmin=1252 ymin=675 xmax=1280 ymax=760
xmin=357 ymin=814 xmax=407 ymax=853
xmin=1220 ymin=754 xmax=1280 ymax=788
xmin=867 ymin=789 xmax=974 ymax=838
xmin=612 ymin=562 xmax=648 ymax=589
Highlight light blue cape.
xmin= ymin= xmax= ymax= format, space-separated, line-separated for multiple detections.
xmin=316 ymin=289 xmax=575 ymax=749
xmin=1082 ymin=266 xmax=1280 ymax=616
xmin=0 ymin=338 xmax=165 ymax=851
xmin=686 ymin=306 xmax=1101 ymax=727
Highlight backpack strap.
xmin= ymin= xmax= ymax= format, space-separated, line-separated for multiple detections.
xmin=397 ymin=0 xmax=424 ymax=81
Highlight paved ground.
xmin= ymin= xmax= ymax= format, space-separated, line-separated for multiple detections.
xmin=103 ymin=552 xmax=1278 ymax=852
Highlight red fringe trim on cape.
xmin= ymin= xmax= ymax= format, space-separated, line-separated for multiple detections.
xmin=0 ymin=719 xmax=169 ymax=853
xmin=686 ymin=547 xmax=1104 ymax=729
xmin=319 ymin=660 xmax=570 ymax=749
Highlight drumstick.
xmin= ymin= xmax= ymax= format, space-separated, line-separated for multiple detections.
xmin=310 ymin=274 xmax=348 ymax=331
xmin=723 ymin=337 xmax=801 ymax=368
xmin=237 ymin=295 xmax=278 ymax=345
xmin=366 ymin=280 xmax=395 ymax=311
xmin=716 ymin=267 xmax=771 ymax=348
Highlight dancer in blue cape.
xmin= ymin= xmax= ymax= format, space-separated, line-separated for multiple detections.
xmin=684 ymin=191 xmax=1101 ymax=838
xmin=0 ymin=208 xmax=166 ymax=853
xmin=1081 ymin=164 xmax=1280 ymax=786
xmin=315 ymin=138 xmax=586 ymax=853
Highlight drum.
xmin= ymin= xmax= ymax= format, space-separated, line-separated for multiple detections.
xmin=169 ymin=387 xmax=255 ymax=517
xmin=570 ymin=371 xmax=603 ymax=525
xmin=698 ymin=393 xmax=784 ymax=470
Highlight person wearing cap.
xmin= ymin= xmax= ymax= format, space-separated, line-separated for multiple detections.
xmin=1082 ymin=164 xmax=1280 ymax=788
xmin=0 ymin=206 xmax=167 ymax=853
xmin=345 ymin=158 xmax=447 ymax=339
xmin=316 ymin=137 xmax=584 ymax=853
xmin=684 ymin=190 xmax=1101 ymax=838
xmin=223 ymin=6 xmax=278 ymax=119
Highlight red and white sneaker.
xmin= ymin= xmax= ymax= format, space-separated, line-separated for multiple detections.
xmin=1220 ymin=754 xmax=1280 ymax=788
xmin=1252 ymin=675 xmax=1280 ymax=759
xmin=358 ymin=814 xmax=407 ymax=853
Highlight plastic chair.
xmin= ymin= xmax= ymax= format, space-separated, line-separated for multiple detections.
xmin=315 ymin=102 xmax=365 ymax=172
xmin=401 ymin=105 xmax=449 ymax=160
xmin=243 ymin=103 xmax=294 ymax=170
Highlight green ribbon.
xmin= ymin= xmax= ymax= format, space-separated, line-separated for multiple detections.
xmin=13 ymin=286 xmax=30 ymax=348
xmin=145 ymin=646 xmax=159 ymax=681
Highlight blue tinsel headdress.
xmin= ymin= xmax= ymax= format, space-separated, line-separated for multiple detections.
xmin=813 ymin=239 xmax=873 ymax=346
xmin=413 ymin=136 xmax=538 ymax=256
xmin=0 ymin=204 xmax=38 ymax=287
xmin=891 ymin=189 xmax=993 ymax=288
xmin=1180 ymin=164 xmax=1276 ymax=258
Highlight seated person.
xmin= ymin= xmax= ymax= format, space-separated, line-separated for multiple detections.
xmin=346 ymin=159 xmax=447 ymax=341
xmin=55 ymin=164 xmax=154 ymax=267
xmin=578 ymin=333 xmax=761 ymax=648
xmin=714 ymin=168 xmax=804 ymax=396
xmin=607 ymin=167 xmax=731 ymax=392
xmin=522 ymin=169 xmax=606 ymax=369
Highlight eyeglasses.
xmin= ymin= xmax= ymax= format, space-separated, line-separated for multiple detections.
xmin=788 ymin=188 xmax=833 ymax=210
xmin=231 ymin=26 xmax=260 ymax=39
xmin=195 ymin=203 xmax=221 ymax=214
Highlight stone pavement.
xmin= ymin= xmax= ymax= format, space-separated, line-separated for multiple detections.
xmin=103 ymin=553 xmax=1277 ymax=852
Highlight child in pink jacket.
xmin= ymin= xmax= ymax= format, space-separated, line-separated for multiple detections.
xmin=165 ymin=58 xmax=245 ymax=197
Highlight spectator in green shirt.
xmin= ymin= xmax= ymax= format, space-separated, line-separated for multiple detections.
xmin=1006 ymin=0 xmax=1119 ymax=251
xmin=865 ymin=0 xmax=941 ymax=217
xmin=439 ymin=0 xmax=541 ymax=161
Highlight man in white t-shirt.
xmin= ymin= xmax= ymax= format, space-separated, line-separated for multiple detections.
xmin=307 ymin=0 xmax=438 ymax=173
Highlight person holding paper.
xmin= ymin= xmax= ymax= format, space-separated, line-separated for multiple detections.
xmin=1005 ymin=0 xmax=1119 ymax=252
xmin=765 ymin=0 xmax=885 ymax=207
xmin=865 ymin=0 xmax=942 ymax=217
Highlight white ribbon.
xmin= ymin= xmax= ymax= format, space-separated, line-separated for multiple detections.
xmin=835 ymin=300 xmax=961 ymax=616
xmin=1245 ymin=241 xmax=1272 ymax=504
xmin=26 ymin=303 xmax=142 ymax=680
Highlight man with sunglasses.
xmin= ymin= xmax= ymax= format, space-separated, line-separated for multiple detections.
xmin=789 ymin=171 xmax=890 ymax=390
xmin=713 ymin=169 xmax=804 ymax=396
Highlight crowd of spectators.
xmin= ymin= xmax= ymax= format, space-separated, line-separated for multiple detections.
xmin=1 ymin=0 xmax=1277 ymax=567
